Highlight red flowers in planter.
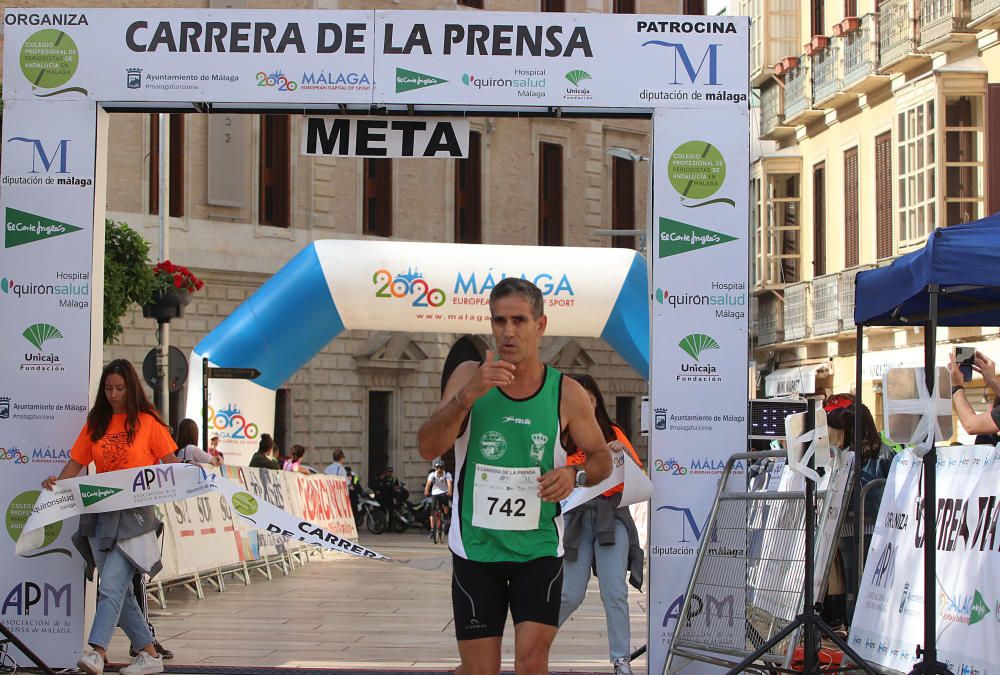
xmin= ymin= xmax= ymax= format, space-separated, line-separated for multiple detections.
xmin=153 ymin=260 xmax=205 ymax=295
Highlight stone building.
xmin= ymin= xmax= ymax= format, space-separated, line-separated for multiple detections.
xmin=0 ymin=0 xmax=689 ymax=489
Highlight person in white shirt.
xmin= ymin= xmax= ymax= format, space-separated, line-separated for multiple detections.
xmin=175 ymin=419 xmax=221 ymax=466
xmin=423 ymin=459 xmax=452 ymax=535
xmin=324 ymin=449 xmax=347 ymax=476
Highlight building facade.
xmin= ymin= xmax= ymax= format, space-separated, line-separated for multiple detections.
xmin=0 ymin=0 xmax=687 ymax=489
xmin=744 ymin=0 xmax=1000 ymax=438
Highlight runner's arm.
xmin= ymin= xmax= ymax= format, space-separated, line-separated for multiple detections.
xmin=418 ymin=353 xmax=516 ymax=459
xmin=537 ymin=378 xmax=612 ymax=501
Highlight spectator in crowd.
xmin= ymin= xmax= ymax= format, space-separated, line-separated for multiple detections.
xmin=949 ymin=350 xmax=1000 ymax=440
xmin=371 ymin=466 xmax=402 ymax=513
xmin=249 ymin=434 xmax=280 ymax=470
xmin=283 ymin=444 xmax=310 ymax=474
xmin=344 ymin=465 xmax=361 ymax=516
xmin=41 ymin=359 xmax=178 ymax=675
xmin=558 ymin=374 xmax=644 ymax=675
xmin=174 ymin=419 xmax=221 ymax=466
xmin=208 ymin=435 xmax=224 ymax=461
xmin=325 ymin=449 xmax=347 ymax=476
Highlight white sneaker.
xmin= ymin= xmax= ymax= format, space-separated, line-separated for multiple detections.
xmin=613 ymin=657 xmax=633 ymax=675
xmin=76 ymin=650 xmax=104 ymax=675
xmin=120 ymin=651 xmax=163 ymax=675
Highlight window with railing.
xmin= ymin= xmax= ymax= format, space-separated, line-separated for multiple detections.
xmin=756 ymin=172 xmax=802 ymax=287
xmin=897 ymin=99 xmax=936 ymax=245
xmin=944 ymin=95 xmax=984 ymax=227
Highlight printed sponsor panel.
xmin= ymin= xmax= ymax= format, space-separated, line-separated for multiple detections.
xmin=3 ymin=9 xmax=746 ymax=108
xmin=648 ymin=107 xmax=749 ymax=675
xmin=0 ymin=98 xmax=97 ymax=668
xmin=4 ymin=9 xmax=375 ymax=104
xmin=850 ymin=445 xmax=1000 ymax=675
xmin=315 ymin=239 xmax=631 ymax=337
xmin=372 ymin=11 xmax=748 ymax=107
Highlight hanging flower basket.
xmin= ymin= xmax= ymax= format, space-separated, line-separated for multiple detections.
xmin=141 ymin=260 xmax=204 ymax=322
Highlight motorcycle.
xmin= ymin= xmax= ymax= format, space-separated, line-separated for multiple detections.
xmin=356 ymin=488 xmax=387 ymax=535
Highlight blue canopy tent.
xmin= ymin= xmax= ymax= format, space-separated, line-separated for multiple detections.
xmin=853 ymin=216 xmax=1000 ymax=675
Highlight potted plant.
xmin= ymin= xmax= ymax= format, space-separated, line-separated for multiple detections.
xmin=775 ymin=61 xmax=787 ymax=76
xmin=832 ymin=21 xmax=846 ymax=37
xmin=781 ymin=56 xmax=800 ymax=71
xmin=841 ymin=16 xmax=861 ymax=34
xmin=104 ymin=219 xmax=156 ymax=343
xmin=142 ymin=259 xmax=205 ymax=322
xmin=804 ymin=35 xmax=829 ymax=55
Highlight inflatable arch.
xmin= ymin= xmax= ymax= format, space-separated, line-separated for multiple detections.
xmin=186 ymin=239 xmax=649 ymax=460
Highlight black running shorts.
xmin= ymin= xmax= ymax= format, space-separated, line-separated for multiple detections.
xmin=451 ymin=553 xmax=563 ymax=640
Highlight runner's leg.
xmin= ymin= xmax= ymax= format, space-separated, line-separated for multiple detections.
xmin=512 ymin=622 xmax=558 ymax=675
xmin=456 ymin=637 xmax=502 ymax=675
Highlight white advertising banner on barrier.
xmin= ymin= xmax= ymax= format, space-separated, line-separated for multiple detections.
xmin=850 ymin=445 xmax=1000 ymax=675
xmin=0 ymin=97 xmax=102 ymax=668
xmin=648 ymin=102 xmax=750 ymax=675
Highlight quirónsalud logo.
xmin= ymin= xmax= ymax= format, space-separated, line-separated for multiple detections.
xmin=79 ymin=484 xmax=123 ymax=507
xmin=395 ymin=67 xmax=447 ymax=93
xmin=678 ymin=334 xmax=719 ymax=361
xmin=5 ymin=208 xmax=82 ymax=248
xmin=658 ymin=217 xmax=737 ymax=258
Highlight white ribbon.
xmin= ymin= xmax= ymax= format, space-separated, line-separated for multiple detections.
xmin=560 ymin=441 xmax=652 ymax=513
xmin=17 ymin=464 xmax=390 ymax=562
xmin=882 ymin=367 xmax=952 ymax=458
xmin=785 ymin=408 xmax=831 ymax=483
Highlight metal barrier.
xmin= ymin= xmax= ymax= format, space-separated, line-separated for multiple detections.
xmin=665 ymin=449 xmax=856 ymax=672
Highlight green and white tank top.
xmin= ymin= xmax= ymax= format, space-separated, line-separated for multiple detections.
xmin=450 ymin=365 xmax=567 ymax=563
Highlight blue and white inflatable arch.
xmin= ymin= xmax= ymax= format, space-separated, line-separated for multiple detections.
xmin=187 ymin=240 xmax=648 ymax=462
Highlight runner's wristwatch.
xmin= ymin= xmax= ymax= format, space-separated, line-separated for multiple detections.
xmin=574 ymin=469 xmax=588 ymax=487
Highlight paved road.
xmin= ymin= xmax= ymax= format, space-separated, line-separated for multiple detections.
xmin=112 ymin=533 xmax=649 ymax=674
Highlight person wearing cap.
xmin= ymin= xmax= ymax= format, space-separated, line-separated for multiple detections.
xmin=372 ymin=466 xmax=402 ymax=515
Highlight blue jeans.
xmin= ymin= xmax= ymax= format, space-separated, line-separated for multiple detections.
xmin=88 ymin=538 xmax=153 ymax=651
xmin=559 ymin=512 xmax=631 ymax=661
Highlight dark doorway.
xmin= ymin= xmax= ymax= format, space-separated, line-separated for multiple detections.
xmin=274 ymin=388 xmax=292 ymax=460
xmin=368 ymin=390 xmax=392 ymax=484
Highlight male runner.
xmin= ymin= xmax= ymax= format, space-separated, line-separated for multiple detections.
xmin=417 ymin=277 xmax=613 ymax=675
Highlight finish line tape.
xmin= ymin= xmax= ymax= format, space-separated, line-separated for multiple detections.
xmin=17 ymin=463 xmax=391 ymax=562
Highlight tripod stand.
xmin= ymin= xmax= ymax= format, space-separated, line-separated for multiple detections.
xmin=0 ymin=621 xmax=55 ymax=675
xmin=726 ymin=400 xmax=876 ymax=675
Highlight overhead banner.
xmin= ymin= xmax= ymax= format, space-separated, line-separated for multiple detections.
xmin=301 ymin=116 xmax=470 ymax=158
xmin=850 ymin=444 xmax=1000 ymax=675
xmin=3 ymin=10 xmax=748 ymax=109
xmin=648 ymin=103 xmax=750 ymax=675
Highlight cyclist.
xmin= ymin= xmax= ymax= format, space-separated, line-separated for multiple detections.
xmin=424 ymin=459 xmax=453 ymax=538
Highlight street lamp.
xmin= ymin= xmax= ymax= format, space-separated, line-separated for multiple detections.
xmin=596 ymin=147 xmax=650 ymax=253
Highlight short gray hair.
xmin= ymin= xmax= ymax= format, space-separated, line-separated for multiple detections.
xmin=489 ymin=278 xmax=544 ymax=319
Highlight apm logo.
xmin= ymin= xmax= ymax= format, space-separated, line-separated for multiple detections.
xmin=641 ymin=41 xmax=721 ymax=85
xmin=132 ymin=466 xmax=176 ymax=492
xmin=871 ymin=542 xmax=896 ymax=589
xmin=1 ymin=581 xmax=71 ymax=616
xmin=6 ymin=137 xmax=69 ymax=173
xmin=661 ymin=592 xmax=735 ymax=629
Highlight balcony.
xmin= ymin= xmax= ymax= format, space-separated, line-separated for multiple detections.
xmin=756 ymin=294 xmax=785 ymax=346
xmin=760 ymin=83 xmax=795 ymax=141
xmin=971 ymin=0 xmax=1000 ymax=29
xmin=841 ymin=14 xmax=891 ymax=95
xmin=879 ymin=0 xmax=930 ymax=74
xmin=811 ymin=275 xmax=841 ymax=336
xmin=839 ymin=264 xmax=874 ymax=329
xmin=783 ymin=60 xmax=825 ymax=126
xmin=920 ymin=0 xmax=976 ymax=51
xmin=750 ymin=0 xmax=803 ymax=86
xmin=811 ymin=42 xmax=856 ymax=109
xmin=784 ymin=282 xmax=811 ymax=341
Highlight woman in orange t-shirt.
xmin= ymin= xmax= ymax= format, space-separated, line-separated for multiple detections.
xmin=559 ymin=374 xmax=645 ymax=675
xmin=42 ymin=359 xmax=178 ymax=675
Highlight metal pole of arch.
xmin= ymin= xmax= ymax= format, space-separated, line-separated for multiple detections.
xmin=157 ymin=112 xmax=170 ymax=425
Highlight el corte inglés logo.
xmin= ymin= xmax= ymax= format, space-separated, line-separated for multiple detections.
xmin=395 ymin=67 xmax=447 ymax=93
xmin=79 ymin=484 xmax=123 ymax=507
xmin=658 ymin=217 xmax=736 ymax=258
xmin=5 ymin=208 xmax=82 ymax=248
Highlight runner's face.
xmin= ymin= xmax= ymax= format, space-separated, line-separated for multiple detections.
xmin=104 ymin=374 xmax=127 ymax=414
xmin=490 ymin=294 xmax=546 ymax=365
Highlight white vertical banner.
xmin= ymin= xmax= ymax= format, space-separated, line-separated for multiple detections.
xmin=649 ymin=106 xmax=750 ymax=675
xmin=0 ymin=98 xmax=103 ymax=667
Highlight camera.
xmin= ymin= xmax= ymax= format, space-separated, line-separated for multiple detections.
xmin=955 ymin=346 xmax=976 ymax=382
